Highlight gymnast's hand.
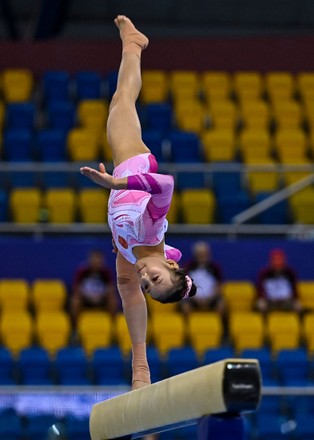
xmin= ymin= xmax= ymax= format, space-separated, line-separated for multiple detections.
xmin=80 ymin=163 xmax=115 ymax=189
xmin=80 ymin=163 xmax=128 ymax=190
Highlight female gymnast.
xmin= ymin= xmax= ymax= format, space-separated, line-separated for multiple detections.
xmin=80 ymin=15 xmax=197 ymax=390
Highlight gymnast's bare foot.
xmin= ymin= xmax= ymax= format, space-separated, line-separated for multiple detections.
xmin=114 ymin=15 xmax=149 ymax=55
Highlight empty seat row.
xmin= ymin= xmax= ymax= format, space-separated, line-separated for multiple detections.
xmin=1 ymin=308 xmax=314 ymax=358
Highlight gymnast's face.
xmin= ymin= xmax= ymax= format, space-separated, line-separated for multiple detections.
xmin=135 ymin=257 xmax=179 ymax=300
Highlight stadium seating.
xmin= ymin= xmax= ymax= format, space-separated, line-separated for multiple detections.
xmin=0 ymin=347 xmax=16 ymax=385
xmin=55 ymin=346 xmax=90 ymax=385
xmin=0 ymin=310 xmax=33 ymax=355
xmin=266 ymin=311 xmax=301 ymax=352
xmin=75 ymin=71 xmax=103 ymax=100
xmin=0 ymin=278 xmax=29 ymax=311
xmin=229 ymin=312 xmax=265 ymax=352
xmin=180 ymin=189 xmax=216 ymax=223
xmin=233 ymin=71 xmax=264 ymax=102
xmin=140 ymin=70 xmax=169 ymax=103
xmin=92 ymin=346 xmax=127 ymax=385
xmin=187 ymin=312 xmax=223 ymax=355
xmin=150 ymin=312 xmax=186 ymax=355
xmin=44 ymin=188 xmax=77 ymax=223
xmin=18 ymin=346 xmax=53 ymax=385
xmin=10 ymin=188 xmax=41 ymax=223
xmin=201 ymin=71 xmax=231 ymax=102
xmin=35 ymin=311 xmax=71 ymax=355
xmin=222 ymin=281 xmax=256 ymax=312
xmin=2 ymin=68 xmax=33 ymax=102
xmin=78 ymin=188 xmax=108 ymax=223
xmin=77 ymin=311 xmax=113 ymax=355
xmin=31 ymin=279 xmax=67 ymax=313
xmin=114 ymin=312 xmax=132 ymax=354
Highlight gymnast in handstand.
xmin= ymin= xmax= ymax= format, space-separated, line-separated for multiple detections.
xmin=80 ymin=15 xmax=197 ymax=390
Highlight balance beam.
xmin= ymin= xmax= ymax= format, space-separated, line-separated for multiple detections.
xmin=89 ymin=358 xmax=261 ymax=440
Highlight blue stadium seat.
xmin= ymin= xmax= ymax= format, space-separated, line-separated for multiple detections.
xmin=18 ymin=346 xmax=53 ymax=385
xmin=24 ymin=415 xmax=60 ymax=440
xmin=37 ymin=129 xmax=67 ymax=162
xmin=142 ymin=129 xmax=168 ymax=162
xmin=241 ymin=348 xmax=274 ymax=383
xmin=43 ymin=71 xmax=71 ymax=103
xmin=145 ymin=103 xmax=173 ymax=132
xmin=258 ymin=395 xmax=283 ymax=415
xmin=216 ymin=190 xmax=251 ymax=223
xmin=65 ymin=416 xmax=90 ymax=440
xmin=9 ymin=171 xmax=38 ymax=188
xmin=3 ymin=129 xmax=34 ymax=161
xmin=203 ymin=347 xmax=234 ymax=365
xmin=40 ymin=171 xmax=71 ymax=189
xmin=166 ymin=347 xmax=199 ymax=377
xmin=55 ymin=347 xmax=90 ymax=385
xmin=0 ymin=409 xmax=23 ymax=440
xmin=6 ymin=102 xmax=36 ymax=130
xmin=105 ymin=71 xmax=118 ymax=99
xmin=255 ymin=192 xmax=289 ymax=224
xmin=46 ymin=101 xmax=76 ymax=130
xmin=146 ymin=346 xmax=165 ymax=383
xmin=92 ymin=347 xmax=127 ymax=386
xmin=294 ymin=414 xmax=314 ymax=440
xmin=176 ymin=171 xmax=205 ymax=190
xmin=276 ymin=348 xmax=310 ymax=386
xmin=0 ymin=347 xmax=16 ymax=385
xmin=168 ymin=130 xmax=203 ymax=163
xmin=212 ymin=172 xmax=242 ymax=193
xmin=256 ymin=413 xmax=294 ymax=440
xmin=75 ymin=71 xmax=102 ymax=100
xmin=0 ymin=190 xmax=9 ymax=222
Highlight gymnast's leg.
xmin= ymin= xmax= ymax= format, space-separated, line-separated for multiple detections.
xmin=116 ymin=251 xmax=150 ymax=390
xmin=107 ymin=15 xmax=150 ymax=167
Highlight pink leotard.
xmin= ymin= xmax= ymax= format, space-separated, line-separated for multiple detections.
xmin=108 ymin=153 xmax=182 ymax=264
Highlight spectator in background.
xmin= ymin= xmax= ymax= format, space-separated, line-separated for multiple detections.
xmin=71 ymin=249 xmax=118 ymax=324
xmin=255 ymin=248 xmax=301 ymax=314
xmin=179 ymin=241 xmax=225 ymax=316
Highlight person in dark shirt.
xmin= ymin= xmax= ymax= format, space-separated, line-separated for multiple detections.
xmin=179 ymin=241 xmax=225 ymax=316
xmin=71 ymin=249 xmax=118 ymax=324
xmin=256 ymin=248 xmax=301 ymax=314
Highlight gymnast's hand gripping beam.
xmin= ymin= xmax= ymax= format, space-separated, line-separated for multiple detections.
xmin=89 ymin=358 xmax=261 ymax=440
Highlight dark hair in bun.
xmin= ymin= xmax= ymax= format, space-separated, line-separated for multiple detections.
xmin=156 ymin=268 xmax=197 ymax=304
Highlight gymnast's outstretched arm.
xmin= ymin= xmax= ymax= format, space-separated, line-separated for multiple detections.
xmin=115 ymin=250 xmax=151 ymax=390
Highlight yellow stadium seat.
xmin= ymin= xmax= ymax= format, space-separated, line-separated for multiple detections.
xmin=35 ymin=311 xmax=71 ymax=356
xmin=282 ymin=171 xmax=312 ymax=187
xmin=272 ymin=100 xmax=303 ymax=129
xmin=298 ymin=281 xmax=314 ymax=311
xmin=151 ymin=312 xmax=185 ymax=355
xmin=246 ymin=161 xmax=280 ymax=194
xmin=296 ymin=72 xmax=314 ymax=100
xmin=78 ymin=189 xmax=109 ymax=223
xmin=67 ymin=128 xmax=100 ymax=161
xmin=233 ymin=72 xmax=263 ymax=101
xmin=77 ymin=311 xmax=112 ymax=355
xmin=77 ymin=99 xmax=109 ymax=130
xmin=222 ymin=281 xmax=256 ymax=312
xmin=265 ymin=72 xmax=295 ymax=102
xmin=187 ymin=312 xmax=223 ymax=355
xmin=31 ymin=279 xmax=67 ymax=313
xmin=174 ymin=100 xmax=206 ymax=134
xmin=166 ymin=190 xmax=179 ymax=224
xmin=229 ymin=312 xmax=265 ymax=353
xmin=170 ymin=71 xmax=200 ymax=101
xmin=0 ymin=279 xmax=29 ymax=312
xmin=0 ymin=310 xmax=33 ymax=355
xmin=289 ymin=188 xmax=314 ymax=224
xmin=114 ymin=312 xmax=132 ymax=354
xmin=180 ymin=189 xmax=216 ymax=224
xmin=45 ymin=188 xmax=76 ymax=223
xmin=208 ymin=100 xmax=238 ymax=129
xmin=266 ymin=311 xmax=301 ymax=352
xmin=99 ymin=130 xmax=113 ymax=162
xmin=274 ymin=129 xmax=308 ymax=163
xmin=201 ymin=71 xmax=231 ymax=102
xmin=240 ymin=100 xmax=270 ymax=129
xmin=141 ymin=70 xmax=169 ymax=103
xmin=201 ymin=129 xmax=235 ymax=162
xmin=239 ymin=128 xmax=271 ymax=157
xmin=0 ymin=101 xmax=5 ymax=129
xmin=2 ymin=68 xmax=33 ymax=102
xmin=303 ymin=313 xmax=314 ymax=353
xmin=10 ymin=188 xmax=42 ymax=223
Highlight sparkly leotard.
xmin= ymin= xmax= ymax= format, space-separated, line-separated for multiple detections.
xmin=108 ymin=153 xmax=181 ymax=264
